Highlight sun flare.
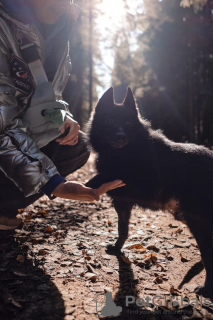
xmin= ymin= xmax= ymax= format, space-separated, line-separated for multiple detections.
xmin=97 ymin=0 xmax=126 ymax=31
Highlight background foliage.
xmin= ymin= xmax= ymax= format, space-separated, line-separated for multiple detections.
xmin=65 ymin=0 xmax=213 ymax=146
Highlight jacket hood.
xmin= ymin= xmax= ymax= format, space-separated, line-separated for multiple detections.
xmin=0 ymin=1 xmax=81 ymax=81
xmin=0 ymin=0 xmax=35 ymax=24
xmin=0 ymin=1 xmax=81 ymax=31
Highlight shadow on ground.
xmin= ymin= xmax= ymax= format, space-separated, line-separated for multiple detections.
xmin=0 ymin=231 xmax=64 ymax=320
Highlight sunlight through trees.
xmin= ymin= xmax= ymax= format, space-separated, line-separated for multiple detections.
xmin=65 ymin=0 xmax=213 ymax=146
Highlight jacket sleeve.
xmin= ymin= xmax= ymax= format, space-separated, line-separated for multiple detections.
xmin=0 ymin=39 xmax=60 ymax=197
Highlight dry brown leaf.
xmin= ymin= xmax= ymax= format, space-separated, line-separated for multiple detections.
xmin=38 ymin=250 xmax=48 ymax=256
xmin=102 ymin=267 xmax=114 ymax=274
xmin=168 ymin=223 xmax=178 ymax=228
xmin=24 ymin=214 xmax=32 ymax=222
xmin=16 ymin=255 xmax=25 ymax=263
xmin=147 ymin=245 xmax=160 ymax=252
xmin=154 ymin=276 xmax=163 ymax=284
xmin=174 ymin=228 xmax=183 ymax=234
xmin=151 ymin=253 xmax=157 ymax=263
xmin=180 ymin=253 xmax=190 ymax=262
xmin=170 ymin=286 xmax=181 ymax=296
xmin=120 ymin=255 xmax=132 ymax=265
xmin=125 ymin=243 xmax=146 ymax=251
xmin=145 ymin=253 xmax=157 ymax=264
xmin=40 ymin=200 xmax=48 ymax=204
xmin=44 ymin=226 xmax=53 ymax=233
xmin=155 ymin=263 xmax=166 ymax=272
xmin=85 ymin=273 xmax=98 ymax=282
xmin=37 ymin=209 xmax=48 ymax=217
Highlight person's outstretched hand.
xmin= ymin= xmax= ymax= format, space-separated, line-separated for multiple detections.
xmin=52 ymin=180 xmax=125 ymax=202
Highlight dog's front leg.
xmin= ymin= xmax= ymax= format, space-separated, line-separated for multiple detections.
xmin=107 ymin=199 xmax=133 ymax=254
xmin=85 ymin=172 xmax=120 ymax=189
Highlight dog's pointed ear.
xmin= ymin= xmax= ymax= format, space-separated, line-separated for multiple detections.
xmin=96 ymin=87 xmax=114 ymax=112
xmin=123 ymin=87 xmax=136 ymax=111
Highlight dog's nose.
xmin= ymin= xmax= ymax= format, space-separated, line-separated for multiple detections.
xmin=116 ymin=133 xmax=126 ymax=142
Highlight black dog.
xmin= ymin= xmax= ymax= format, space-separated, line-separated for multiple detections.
xmin=86 ymin=87 xmax=213 ymax=298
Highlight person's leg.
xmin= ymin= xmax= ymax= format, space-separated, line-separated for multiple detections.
xmin=42 ymin=131 xmax=90 ymax=177
xmin=0 ymin=131 xmax=90 ymax=217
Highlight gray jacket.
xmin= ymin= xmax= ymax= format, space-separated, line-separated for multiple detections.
xmin=0 ymin=3 xmax=79 ymax=197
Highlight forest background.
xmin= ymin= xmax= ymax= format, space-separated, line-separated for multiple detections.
xmin=63 ymin=0 xmax=213 ymax=146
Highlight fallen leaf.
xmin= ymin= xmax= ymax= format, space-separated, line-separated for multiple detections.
xmin=147 ymin=245 xmax=160 ymax=252
xmin=120 ymin=256 xmax=132 ymax=265
xmin=133 ymin=259 xmax=146 ymax=268
xmin=168 ymin=223 xmax=179 ymax=228
xmin=108 ymin=220 xmax=112 ymax=226
xmin=24 ymin=214 xmax=32 ymax=222
xmin=145 ymin=253 xmax=157 ymax=264
xmin=44 ymin=226 xmax=53 ymax=233
xmin=85 ymin=273 xmax=98 ymax=282
xmin=125 ymin=243 xmax=146 ymax=251
xmin=38 ymin=250 xmax=49 ymax=256
xmin=37 ymin=209 xmax=48 ymax=217
xmin=180 ymin=253 xmax=190 ymax=262
xmin=102 ymin=267 xmax=114 ymax=274
xmin=170 ymin=286 xmax=181 ymax=296
xmin=154 ymin=276 xmax=163 ymax=284
xmin=16 ymin=255 xmax=25 ymax=263
xmin=151 ymin=253 xmax=157 ymax=263
xmin=155 ymin=263 xmax=166 ymax=272
xmin=174 ymin=228 xmax=183 ymax=234
xmin=102 ymin=255 xmax=111 ymax=260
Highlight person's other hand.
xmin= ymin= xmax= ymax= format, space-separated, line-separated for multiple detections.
xmin=56 ymin=117 xmax=80 ymax=146
xmin=52 ymin=180 xmax=125 ymax=202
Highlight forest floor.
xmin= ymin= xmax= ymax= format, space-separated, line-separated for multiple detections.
xmin=0 ymin=154 xmax=213 ymax=320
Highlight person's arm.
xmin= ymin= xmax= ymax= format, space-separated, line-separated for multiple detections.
xmin=52 ymin=180 xmax=125 ymax=202
xmin=0 ymin=35 xmax=64 ymax=197
xmin=0 ymin=36 xmax=125 ymax=202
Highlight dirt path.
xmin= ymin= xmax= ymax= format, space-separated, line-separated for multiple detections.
xmin=0 ymin=155 xmax=213 ymax=320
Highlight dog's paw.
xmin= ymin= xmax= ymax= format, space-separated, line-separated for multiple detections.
xmin=195 ymin=285 xmax=213 ymax=299
xmin=106 ymin=244 xmax=121 ymax=255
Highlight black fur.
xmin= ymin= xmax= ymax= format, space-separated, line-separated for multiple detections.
xmin=86 ymin=87 xmax=213 ymax=298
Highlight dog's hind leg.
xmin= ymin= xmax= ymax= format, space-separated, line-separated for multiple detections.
xmin=185 ymin=213 xmax=213 ymax=299
xmin=107 ymin=199 xmax=133 ymax=254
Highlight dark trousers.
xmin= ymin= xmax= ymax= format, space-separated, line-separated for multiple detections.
xmin=0 ymin=132 xmax=90 ymax=217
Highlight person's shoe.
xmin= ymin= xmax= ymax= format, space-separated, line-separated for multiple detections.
xmin=0 ymin=216 xmax=23 ymax=230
